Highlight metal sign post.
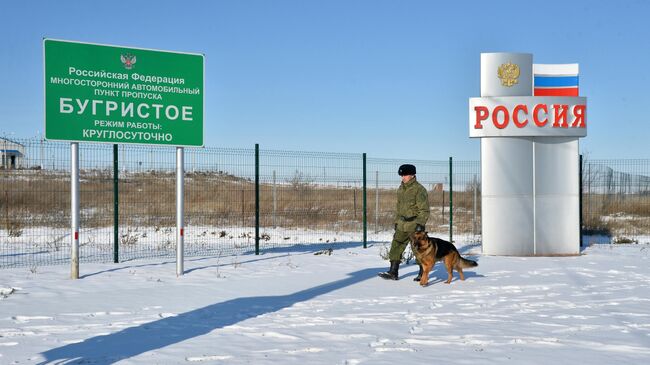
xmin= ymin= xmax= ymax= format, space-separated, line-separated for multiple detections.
xmin=71 ymin=142 xmax=80 ymax=279
xmin=113 ymin=144 xmax=119 ymax=263
xmin=176 ymin=147 xmax=184 ymax=276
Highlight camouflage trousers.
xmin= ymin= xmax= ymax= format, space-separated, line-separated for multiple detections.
xmin=388 ymin=229 xmax=418 ymax=263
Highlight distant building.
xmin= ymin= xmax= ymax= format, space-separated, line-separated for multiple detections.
xmin=1 ymin=137 xmax=24 ymax=169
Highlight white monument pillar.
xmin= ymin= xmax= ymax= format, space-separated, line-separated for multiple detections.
xmin=470 ymin=53 xmax=587 ymax=255
xmin=480 ymin=53 xmax=535 ymax=255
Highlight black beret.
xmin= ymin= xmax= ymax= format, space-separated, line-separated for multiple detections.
xmin=398 ymin=164 xmax=416 ymax=176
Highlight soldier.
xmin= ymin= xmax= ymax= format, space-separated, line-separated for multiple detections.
xmin=378 ymin=164 xmax=430 ymax=281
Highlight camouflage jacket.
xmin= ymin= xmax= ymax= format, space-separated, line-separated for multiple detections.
xmin=394 ymin=177 xmax=430 ymax=232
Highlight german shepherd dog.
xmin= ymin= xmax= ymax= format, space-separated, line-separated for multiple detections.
xmin=410 ymin=231 xmax=478 ymax=286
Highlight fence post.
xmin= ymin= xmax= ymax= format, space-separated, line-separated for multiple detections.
xmin=176 ymin=147 xmax=184 ymax=277
xmin=272 ymin=170 xmax=277 ymax=228
xmin=363 ymin=153 xmax=367 ymax=248
xmin=449 ymin=156 xmax=453 ymax=243
xmin=579 ymin=154 xmax=583 ymax=247
xmin=71 ymin=142 xmax=79 ymax=279
xmin=255 ymin=143 xmax=260 ymax=255
xmin=113 ymin=144 xmax=119 ymax=263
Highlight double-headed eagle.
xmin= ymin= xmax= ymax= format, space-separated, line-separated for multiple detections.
xmin=497 ymin=61 xmax=520 ymax=87
xmin=120 ymin=53 xmax=137 ymax=70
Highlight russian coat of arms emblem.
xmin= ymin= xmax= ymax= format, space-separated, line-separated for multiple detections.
xmin=497 ymin=62 xmax=520 ymax=87
xmin=120 ymin=53 xmax=136 ymax=70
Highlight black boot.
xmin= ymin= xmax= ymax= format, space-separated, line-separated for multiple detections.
xmin=378 ymin=261 xmax=400 ymax=280
xmin=413 ymin=264 xmax=423 ymax=281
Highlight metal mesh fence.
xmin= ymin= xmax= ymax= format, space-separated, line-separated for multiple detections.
xmin=2 ymin=137 xmax=649 ymax=269
xmin=258 ymin=150 xmax=363 ymax=251
xmin=184 ymin=147 xmax=256 ymax=256
xmin=365 ymin=158 xmax=481 ymax=244
xmin=582 ymin=159 xmax=650 ymax=244
xmin=451 ymin=160 xmax=482 ymax=240
xmin=0 ymin=139 xmax=71 ymax=267
xmin=117 ymin=145 xmax=181 ymax=261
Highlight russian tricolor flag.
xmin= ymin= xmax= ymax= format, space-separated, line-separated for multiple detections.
xmin=533 ymin=64 xmax=579 ymax=96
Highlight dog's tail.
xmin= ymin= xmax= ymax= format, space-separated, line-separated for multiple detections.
xmin=459 ymin=256 xmax=478 ymax=268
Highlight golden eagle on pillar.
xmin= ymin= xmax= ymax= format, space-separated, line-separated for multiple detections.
xmin=497 ymin=61 xmax=520 ymax=87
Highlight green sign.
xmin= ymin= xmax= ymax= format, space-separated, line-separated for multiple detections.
xmin=44 ymin=39 xmax=204 ymax=146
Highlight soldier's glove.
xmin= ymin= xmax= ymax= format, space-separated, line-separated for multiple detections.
xmin=415 ymin=224 xmax=425 ymax=233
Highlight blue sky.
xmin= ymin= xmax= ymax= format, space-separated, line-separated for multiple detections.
xmin=1 ymin=0 xmax=648 ymax=160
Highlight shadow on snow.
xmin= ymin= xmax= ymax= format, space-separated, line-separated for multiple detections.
xmin=38 ymin=267 xmax=382 ymax=364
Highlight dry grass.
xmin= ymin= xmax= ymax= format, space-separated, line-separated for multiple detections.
xmin=1 ymin=169 xmax=480 ymax=233
xmin=2 ymin=170 xmax=648 ymax=236
xmin=582 ymin=193 xmax=650 ymax=236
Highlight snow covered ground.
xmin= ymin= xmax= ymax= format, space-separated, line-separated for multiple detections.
xmin=1 ymin=237 xmax=650 ymax=364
